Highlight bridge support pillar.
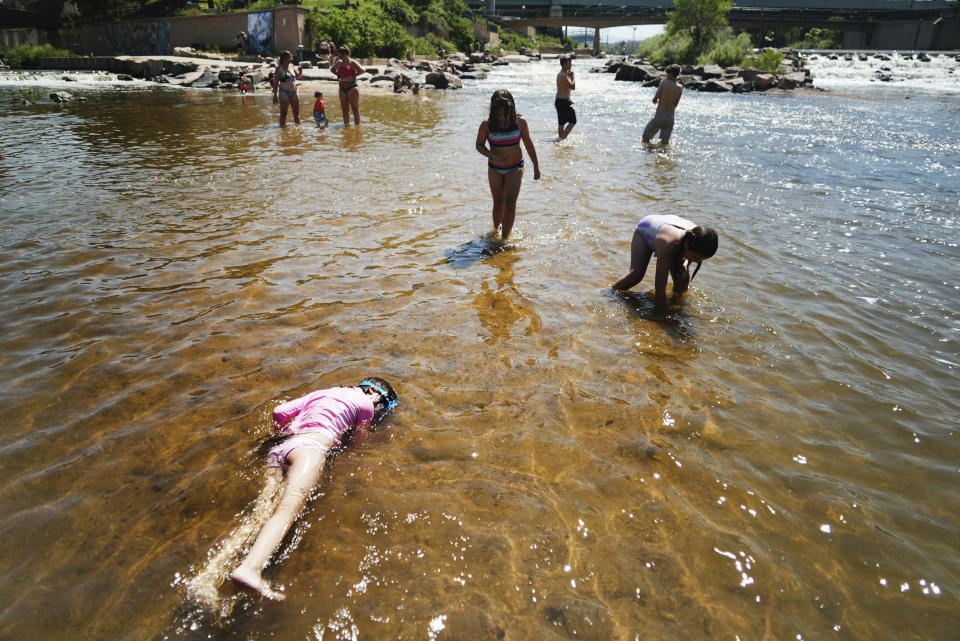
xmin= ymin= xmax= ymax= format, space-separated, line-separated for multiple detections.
xmin=593 ymin=26 xmax=600 ymax=56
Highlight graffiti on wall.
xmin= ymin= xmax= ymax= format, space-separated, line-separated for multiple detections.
xmin=247 ymin=12 xmax=273 ymax=54
xmin=105 ymin=21 xmax=169 ymax=55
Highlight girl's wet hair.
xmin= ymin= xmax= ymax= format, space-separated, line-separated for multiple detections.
xmin=357 ymin=376 xmax=399 ymax=425
xmin=489 ymin=89 xmax=517 ymax=128
xmin=279 ymin=50 xmax=292 ymax=62
xmin=684 ymin=226 xmax=719 ymax=258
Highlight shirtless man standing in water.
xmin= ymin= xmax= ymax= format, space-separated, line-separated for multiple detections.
xmin=642 ymin=64 xmax=683 ymax=146
xmin=555 ymin=55 xmax=577 ymax=140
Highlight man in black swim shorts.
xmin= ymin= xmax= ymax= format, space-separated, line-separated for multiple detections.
xmin=555 ymin=55 xmax=576 ymax=140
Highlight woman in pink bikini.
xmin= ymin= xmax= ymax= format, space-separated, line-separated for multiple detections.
xmin=474 ymin=89 xmax=540 ymax=241
xmin=612 ymin=214 xmax=718 ymax=312
xmin=330 ymin=45 xmax=365 ymax=126
xmin=229 ymin=377 xmax=399 ymax=600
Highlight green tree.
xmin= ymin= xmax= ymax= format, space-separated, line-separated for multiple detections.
xmin=307 ymin=6 xmax=413 ymax=58
xmin=666 ymin=0 xmax=732 ymax=57
xmin=377 ymin=0 xmax=419 ymax=25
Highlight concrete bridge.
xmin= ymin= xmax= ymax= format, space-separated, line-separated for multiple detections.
xmin=468 ymin=0 xmax=960 ymax=52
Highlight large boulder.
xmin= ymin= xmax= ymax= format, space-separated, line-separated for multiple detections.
xmin=179 ymin=68 xmax=207 ymax=86
xmin=697 ymin=64 xmax=723 ymax=79
xmin=753 ymin=73 xmax=777 ymax=90
xmin=777 ymin=71 xmax=808 ymax=90
xmin=501 ymin=54 xmax=532 ymax=63
xmin=218 ymin=69 xmax=241 ymax=83
xmin=191 ymin=69 xmax=220 ymax=88
xmin=50 ymin=91 xmax=74 ymax=102
xmin=425 ymin=71 xmax=462 ymax=89
xmin=701 ymin=79 xmax=732 ymax=92
xmin=615 ymin=63 xmax=660 ymax=82
xmin=167 ymin=61 xmax=197 ymax=76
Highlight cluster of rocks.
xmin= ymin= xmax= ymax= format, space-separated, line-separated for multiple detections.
xmin=57 ymin=49 xmax=515 ymax=92
xmin=308 ymin=50 xmax=503 ymax=91
xmin=810 ymin=51 xmax=955 ymax=63
xmin=597 ymin=51 xmax=814 ymax=93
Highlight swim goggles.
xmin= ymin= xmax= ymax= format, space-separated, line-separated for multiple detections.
xmin=358 ymin=380 xmax=398 ymax=412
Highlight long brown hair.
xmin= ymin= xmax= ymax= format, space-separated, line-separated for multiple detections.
xmin=488 ymin=89 xmax=518 ymax=129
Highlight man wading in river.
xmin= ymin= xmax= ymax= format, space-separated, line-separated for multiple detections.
xmin=642 ymin=64 xmax=683 ymax=146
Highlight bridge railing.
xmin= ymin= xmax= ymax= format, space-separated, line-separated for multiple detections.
xmin=466 ymin=0 xmax=955 ymax=9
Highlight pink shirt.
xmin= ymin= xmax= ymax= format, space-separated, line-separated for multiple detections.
xmin=273 ymin=386 xmax=375 ymax=446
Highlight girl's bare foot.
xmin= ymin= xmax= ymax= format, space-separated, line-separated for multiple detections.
xmin=230 ymin=566 xmax=285 ymax=601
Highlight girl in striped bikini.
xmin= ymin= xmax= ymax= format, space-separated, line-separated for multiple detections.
xmin=474 ymin=89 xmax=540 ymax=241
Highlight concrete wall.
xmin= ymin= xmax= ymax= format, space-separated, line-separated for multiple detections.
xmin=47 ymin=6 xmax=310 ymax=57
xmin=842 ymin=17 xmax=960 ymax=49
xmin=0 ymin=27 xmax=41 ymax=50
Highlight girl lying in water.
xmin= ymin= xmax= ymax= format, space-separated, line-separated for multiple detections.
xmin=226 ymin=377 xmax=399 ymax=600
xmin=612 ymin=214 xmax=718 ymax=312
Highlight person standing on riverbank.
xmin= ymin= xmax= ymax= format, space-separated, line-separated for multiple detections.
xmin=226 ymin=377 xmax=399 ymax=600
xmin=475 ymin=89 xmax=541 ymax=241
xmin=642 ymin=64 xmax=683 ymax=146
xmin=274 ymin=50 xmax=302 ymax=127
xmin=331 ymin=45 xmax=365 ymax=126
xmin=555 ymin=55 xmax=576 ymax=140
xmin=612 ymin=214 xmax=717 ymax=312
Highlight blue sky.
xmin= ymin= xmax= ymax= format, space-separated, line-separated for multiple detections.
xmin=564 ymin=23 xmax=666 ymax=45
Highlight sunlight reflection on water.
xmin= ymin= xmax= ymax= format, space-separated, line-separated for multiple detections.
xmin=0 ymin=59 xmax=958 ymax=640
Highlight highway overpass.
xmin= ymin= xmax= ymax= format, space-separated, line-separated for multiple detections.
xmin=468 ymin=0 xmax=960 ymax=51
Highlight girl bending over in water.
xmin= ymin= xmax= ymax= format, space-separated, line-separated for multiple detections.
xmin=612 ymin=214 xmax=718 ymax=312
xmin=475 ymin=89 xmax=540 ymax=241
xmin=226 ymin=377 xmax=399 ymax=600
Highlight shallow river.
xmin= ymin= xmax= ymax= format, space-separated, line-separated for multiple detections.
xmin=0 ymin=57 xmax=958 ymax=640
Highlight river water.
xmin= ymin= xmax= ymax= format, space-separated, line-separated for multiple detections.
xmin=0 ymin=55 xmax=958 ymax=640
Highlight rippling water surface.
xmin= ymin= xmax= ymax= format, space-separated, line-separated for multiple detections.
xmin=1 ymin=59 xmax=958 ymax=640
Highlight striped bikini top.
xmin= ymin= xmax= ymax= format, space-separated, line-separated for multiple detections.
xmin=488 ymin=120 xmax=521 ymax=147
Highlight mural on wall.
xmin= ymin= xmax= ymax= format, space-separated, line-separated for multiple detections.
xmin=247 ymin=12 xmax=273 ymax=54
xmin=104 ymin=20 xmax=169 ymax=55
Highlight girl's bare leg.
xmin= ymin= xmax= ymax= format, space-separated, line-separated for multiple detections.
xmin=612 ymin=231 xmax=653 ymax=291
xmin=290 ymin=94 xmax=301 ymax=125
xmin=499 ymin=168 xmax=524 ymax=240
xmin=186 ymin=467 xmax=284 ymax=607
xmin=279 ymin=93 xmax=290 ymax=127
xmin=230 ymin=447 xmax=326 ymax=600
xmin=349 ymin=89 xmax=361 ymax=125
xmin=487 ymin=168 xmax=506 ymax=235
xmin=339 ymin=90 xmax=350 ymax=125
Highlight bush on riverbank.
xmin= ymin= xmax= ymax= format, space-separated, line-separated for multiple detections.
xmin=636 ymin=29 xmax=786 ymax=72
xmin=637 ymin=29 xmax=748 ymax=67
xmin=306 ymin=5 xmax=413 ymax=58
xmin=745 ymin=48 xmax=784 ymax=72
xmin=1 ymin=44 xmax=72 ymax=68
xmin=306 ymin=0 xmax=476 ymax=57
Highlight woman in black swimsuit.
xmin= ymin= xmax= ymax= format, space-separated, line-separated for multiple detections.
xmin=274 ymin=50 xmax=302 ymax=127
